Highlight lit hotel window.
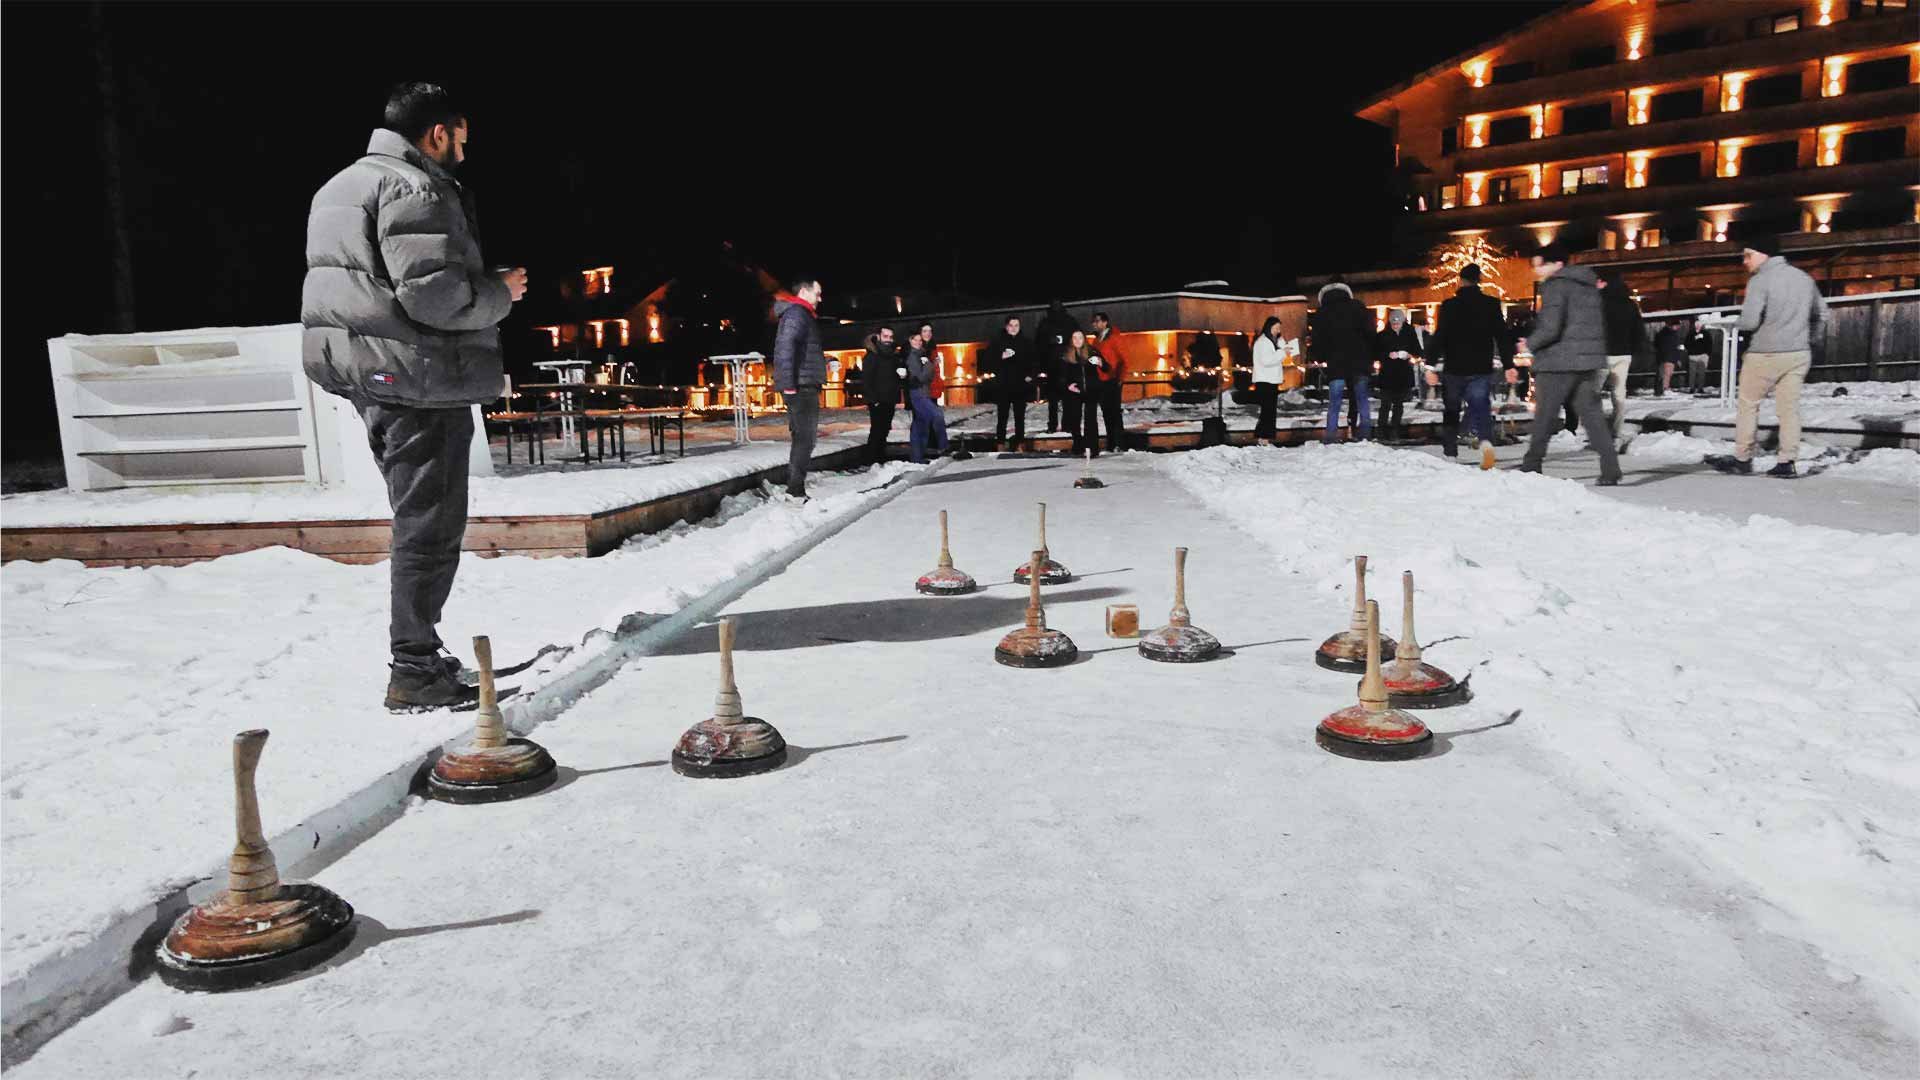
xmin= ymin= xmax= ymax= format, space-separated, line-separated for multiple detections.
xmin=1561 ymin=163 xmax=1609 ymax=195
xmin=1441 ymin=184 xmax=1459 ymax=209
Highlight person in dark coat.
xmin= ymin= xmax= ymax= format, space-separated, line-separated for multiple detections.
xmin=860 ymin=327 xmax=902 ymax=465
xmin=301 ymin=82 xmax=526 ymax=711
xmin=902 ymin=328 xmax=948 ymax=463
xmin=1686 ymin=323 xmax=1713 ymax=394
xmin=1372 ymin=309 xmax=1422 ymax=440
xmin=1310 ymin=282 xmax=1375 ymax=443
xmin=985 ymin=315 xmax=1034 ymax=447
xmin=1596 ymin=270 xmax=1649 ymax=437
xmin=1653 ymin=320 xmax=1685 ymax=396
xmin=1428 ymin=262 xmax=1508 ymax=456
xmin=1062 ymin=329 xmax=1102 ymax=455
xmin=1032 ymin=301 xmax=1080 ymax=434
xmin=770 ymin=276 xmax=827 ymax=498
xmin=1518 ymin=243 xmax=1621 ymax=483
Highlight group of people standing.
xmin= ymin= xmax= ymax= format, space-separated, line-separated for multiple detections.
xmin=857 ymin=304 xmax=1135 ymax=462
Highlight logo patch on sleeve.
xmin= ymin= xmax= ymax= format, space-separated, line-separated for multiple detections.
xmin=368 ymin=372 xmax=397 ymax=386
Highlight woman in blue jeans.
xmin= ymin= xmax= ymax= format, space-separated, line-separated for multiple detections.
xmin=903 ymin=330 xmax=947 ymax=463
xmin=1309 ymin=281 xmax=1375 ymax=443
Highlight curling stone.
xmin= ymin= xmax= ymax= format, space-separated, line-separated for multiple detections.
xmin=1011 ymin=501 xmax=1073 ymax=585
xmin=427 ymin=635 xmax=557 ymax=803
xmin=1073 ymin=449 xmax=1106 ymax=489
xmin=156 ymin=730 xmax=355 ymax=991
xmin=1138 ymin=546 xmax=1221 ymax=663
xmin=673 ymin=618 xmax=788 ymax=777
xmin=1315 ymin=600 xmax=1433 ymax=761
xmin=1373 ymin=571 xmax=1470 ymax=709
xmin=995 ymin=550 xmax=1079 ymax=668
xmin=915 ymin=509 xmax=978 ymax=596
xmin=1315 ymin=554 xmax=1397 ymax=672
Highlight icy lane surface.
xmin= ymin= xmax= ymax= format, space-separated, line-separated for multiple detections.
xmin=1166 ymin=443 xmax=1920 ymax=1025
xmin=19 ymin=454 xmax=1912 ymax=1078
xmin=0 ymin=463 xmax=915 ymax=988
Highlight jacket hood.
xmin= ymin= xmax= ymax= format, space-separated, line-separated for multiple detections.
xmin=1317 ymin=282 xmax=1354 ymax=304
xmin=1550 ymin=265 xmax=1599 ymax=288
xmin=772 ymin=294 xmax=815 ymax=321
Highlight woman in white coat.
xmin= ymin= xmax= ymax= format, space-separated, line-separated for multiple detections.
xmin=1250 ymin=316 xmax=1288 ymax=442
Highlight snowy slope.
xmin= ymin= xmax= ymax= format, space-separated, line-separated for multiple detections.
xmin=0 ymin=463 xmax=919 ymax=995
xmin=1161 ymin=442 xmax=1920 ymax=1023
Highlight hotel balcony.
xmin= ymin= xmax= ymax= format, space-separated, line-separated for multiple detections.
xmin=1414 ymin=155 xmax=1919 ymax=233
xmin=1451 ymin=84 xmax=1918 ymax=173
xmin=1463 ymin=14 xmax=1915 ymax=116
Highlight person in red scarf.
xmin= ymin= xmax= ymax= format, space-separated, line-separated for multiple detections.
xmin=770 ymin=277 xmax=825 ymax=499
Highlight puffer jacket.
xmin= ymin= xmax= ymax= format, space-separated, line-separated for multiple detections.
xmin=904 ymin=344 xmax=938 ymax=394
xmin=1525 ymin=264 xmax=1606 ymax=373
xmin=1251 ymin=334 xmax=1287 ymax=384
xmin=1309 ymin=283 xmax=1375 ymax=381
xmin=302 ymin=128 xmax=512 ymax=407
xmin=770 ymin=296 xmax=826 ymax=389
xmin=861 ymin=334 xmax=902 ymax=405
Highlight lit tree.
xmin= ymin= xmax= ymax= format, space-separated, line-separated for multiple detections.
xmin=1427 ymin=236 xmax=1511 ymax=297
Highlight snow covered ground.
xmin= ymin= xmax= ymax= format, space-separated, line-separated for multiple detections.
xmin=1164 ymin=444 xmax=1920 ymax=1025
xmin=1621 ymin=379 xmax=1920 ymax=437
xmin=0 ymin=461 xmax=925 ymax=1029
xmin=11 ymin=450 xmax=1915 ymax=1077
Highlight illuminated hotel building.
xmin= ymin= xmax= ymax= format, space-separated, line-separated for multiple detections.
xmin=1327 ymin=0 xmax=1918 ymax=312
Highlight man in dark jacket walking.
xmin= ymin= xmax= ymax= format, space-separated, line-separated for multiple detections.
xmin=1429 ymin=263 xmax=1507 ymax=456
xmin=302 ymin=82 xmax=526 ymax=711
xmin=860 ymin=326 xmax=902 ymax=466
xmin=1032 ymin=301 xmax=1079 ymax=434
xmin=1596 ymin=270 xmax=1649 ymax=440
xmin=1517 ymin=244 xmax=1621 ymax=484
xmin=986 ymin=315 xmax=1034 ymax=447
xmin=1310 ymin=282 xmax=1375 ymax=443
xmin=771 ymin=276 xmax=826 ymax=498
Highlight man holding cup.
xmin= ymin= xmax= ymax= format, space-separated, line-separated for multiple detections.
xmin=302 ymin=82 xmax=526 ymax=711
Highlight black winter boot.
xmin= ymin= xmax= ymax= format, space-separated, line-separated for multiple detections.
xmin=385 ymin=663 xmax=479 ymax=713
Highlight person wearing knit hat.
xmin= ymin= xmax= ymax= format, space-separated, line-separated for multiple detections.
xmin=1706 ymin=235 xmax=1831 ymax=478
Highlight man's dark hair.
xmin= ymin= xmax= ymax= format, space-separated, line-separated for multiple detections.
xmin=1005 ymin=315 xmax=1020 ymax=327
xmin=1459 ymin=263 xmax=1482 ymax=284
xmin=1092 ymin=311 xmax=1110 ymax=323
xmin=384 ymin=82 xmax=465 ymax=142
xmin=788 ymin=276 xmax=821 ymax=294
xmin=1534 ymin=241 xmax=1570 ymax=265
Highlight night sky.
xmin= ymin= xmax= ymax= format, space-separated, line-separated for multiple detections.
xmin=2 ymin=1 xmax=1558 ymax=457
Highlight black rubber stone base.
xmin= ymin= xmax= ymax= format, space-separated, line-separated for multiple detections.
xmin=916 ymin=582 xmax=978 ymax=596
xmin=994 ymin=646 xmax=1078 ymax=668
xmin=1073 ymin=478 xmax=1106 ymax=489
xmin=425 ymin=761 xmax=559 ymax=804
xmin=1314 ymin=652 xmax=1368 ymax=673
xmin=155 ymin=913 xmax=358 ymax=992
xmin=1138 ymin=641 xmax=1221 ymax=663
xmin=1314 ymin=727 xmax=1434 ymax=762
xmin=672 ymin=746 xmax=788 ymax=778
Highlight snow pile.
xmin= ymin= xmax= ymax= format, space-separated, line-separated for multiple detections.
xmin=1621 ymin=381 xmax=1920 ymax=434
xmin=1161 ymin=442 xmax=1920 ymax=1017
xmin=1620 ymin=429 xmax=1920 ymax=485
xmin=0 ymin=461 xmax=917 ymax=992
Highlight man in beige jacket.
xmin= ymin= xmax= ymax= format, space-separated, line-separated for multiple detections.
xmin=1709 ymin=234 xmax=1830 ymax=479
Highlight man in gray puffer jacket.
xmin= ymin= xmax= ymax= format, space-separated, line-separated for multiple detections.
xmin=1517 ymin=243 xmax=1621 ymax=484
xmin=301 ymin=82 xmax=527 ymax=710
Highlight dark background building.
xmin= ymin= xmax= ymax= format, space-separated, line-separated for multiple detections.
xmin=2 ymin=1 xmax=1560 ymax=465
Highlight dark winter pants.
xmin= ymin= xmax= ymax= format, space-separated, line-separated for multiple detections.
xmin=865 ymin=400 xmax=895 ymax=465
xmin=908 ymin=390 xmax=947 ymax=462
xmin=1379 ymin=391 xmax=1407 ymax=437
xmin=1442 ymin=373 xmax=1494 ymax=449
xmin=1098 ymin=380 xmax=1125 ymax=452
xmin=356 ymin=400 xmax=472 ymax=673
xmin=1523 ymin=371 xmax=1621 ymax=478
xmin=785 ymin=389 xmax=819 ymax=494
xmin=1253 ymin=383 xmax=1279 ymax=441
xmin=1061 ymin=389 xmax=1081 ymax=442
xmin=1074 ymin=390 xmax=1102 ymax=456
xmin=995 ymin=386 xmax=1026 ymax=443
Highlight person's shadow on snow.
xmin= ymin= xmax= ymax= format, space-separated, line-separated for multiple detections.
xmin=650 ymin=587 xmax=1131 ymax=656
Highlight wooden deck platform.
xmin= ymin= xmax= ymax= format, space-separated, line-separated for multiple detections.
xmin=2 ymin=445 xmax=870 ymax=568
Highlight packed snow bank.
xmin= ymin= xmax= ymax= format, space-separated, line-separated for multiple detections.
xmin=1621 ymin=380 xmax=1920 ymax=435
xmin=1161 ymin=443 xmax=1920 ymax=1021
xmin=0 ymin=461 xmax=924 ymax=1035
xmin=1622 ymin=429 xmax=1920 ymax=486
xmin=0 ymin=433 xmax=878 ymax=528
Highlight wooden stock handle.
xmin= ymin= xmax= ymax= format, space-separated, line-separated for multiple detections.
xmin=227 ymin=729 xmax=280 ymax=903
xmin=474 ymin=635 xmax=496 ymax=712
